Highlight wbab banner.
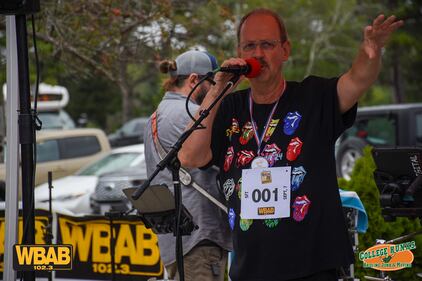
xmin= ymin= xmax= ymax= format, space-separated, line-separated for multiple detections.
xmin=55 ymin=214 xmax=163 ymax=280
xmin=1 ymin=211 xmax=163 ymax=280
xmin=0 ymin=210 xmax=51 ymax=278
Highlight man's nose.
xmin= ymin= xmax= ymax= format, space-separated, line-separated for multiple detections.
xmin=252 ymin=45 xmax=265 ymax=58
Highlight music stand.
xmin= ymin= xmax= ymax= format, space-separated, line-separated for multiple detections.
xmin=123 ymin=185 xmax=197 ymax=235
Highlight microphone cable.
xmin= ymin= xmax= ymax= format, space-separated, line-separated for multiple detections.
xmin=184 ymin=72 xmax=215 ymax=126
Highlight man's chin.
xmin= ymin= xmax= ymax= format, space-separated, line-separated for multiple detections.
xmin=250 ymin=69 xmax=269 ymax=82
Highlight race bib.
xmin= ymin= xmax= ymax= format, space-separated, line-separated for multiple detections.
xmin=240 ymin=166 xmax=291 ymax=219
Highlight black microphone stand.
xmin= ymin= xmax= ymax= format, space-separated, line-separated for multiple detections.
xmin=45 ymin=172 xmax=54 ymax=281
xmin=131 ymin=74 xmax=240 ymax=281
xmin=16 ymin=14 xmax=36 ymax=281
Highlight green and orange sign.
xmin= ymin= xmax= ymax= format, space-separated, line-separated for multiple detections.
xmin=359 ymin=241 xmax=416 ymax=271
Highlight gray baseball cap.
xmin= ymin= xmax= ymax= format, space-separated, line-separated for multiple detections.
xmin=170 ymin=50 xmax=218 ymax=76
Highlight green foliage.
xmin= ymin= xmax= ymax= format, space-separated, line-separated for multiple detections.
xmin=375 ymin=0 xmax=422 ymax=103
xmin=339 ymin=146 xmax=422 ymax=280
xmin=64 ymin=76 xmax=121 ymax=132
xmin=359 ymin=85 xmax=393 ymax=106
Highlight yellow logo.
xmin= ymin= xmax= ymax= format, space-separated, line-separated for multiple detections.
xmin=258 ymin=207 xmax=275 ymax=215
xmin=359 ymin=241 xmax=416 ymax=271
xmin=13 ymin=244 xmax=72 ymax=271
xmin=56 ymin=215 xmax=163 ymax=278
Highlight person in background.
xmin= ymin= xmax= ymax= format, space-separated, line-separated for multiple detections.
xmin=144 ymin=50 xmax=232 ymax=281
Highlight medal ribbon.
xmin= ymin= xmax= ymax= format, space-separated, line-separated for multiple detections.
xmin=248 ymin=80 xmax=285 ymax=155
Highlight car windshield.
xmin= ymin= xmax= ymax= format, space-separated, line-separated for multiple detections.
xmin=346 ymin=115 xmax=397 ymax=145
xmin=38 ymin=111 xmax=75 ymax=129
xmin=77 ymin=152 xmax=141 ymax=176
xmin=417 ymin=113 xmax=422 ymax=145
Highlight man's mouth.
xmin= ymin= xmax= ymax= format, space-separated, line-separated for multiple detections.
xmin=258 ymin=59 xmax=267 ymax=68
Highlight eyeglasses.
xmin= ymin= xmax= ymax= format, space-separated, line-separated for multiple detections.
xmin=240 ymin=39 xmax=283 ymax=52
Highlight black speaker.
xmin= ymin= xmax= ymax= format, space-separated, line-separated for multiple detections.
xmin=0 ymin=0 xmax=40 ymax=15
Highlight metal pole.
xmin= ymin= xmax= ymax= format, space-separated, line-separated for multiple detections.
xmin=47 ymin=172 xmax=54 ymax=281
xmin=107 ymin=213 xmax=116 ymax=281
xmin=4 ymin=15 xmax=20 ymax=281
xmin=16 ymin=14 xmax=36 ymax=281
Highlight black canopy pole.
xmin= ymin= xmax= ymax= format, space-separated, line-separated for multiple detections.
xmin=16 ymin=14 xmax=36 ymax=281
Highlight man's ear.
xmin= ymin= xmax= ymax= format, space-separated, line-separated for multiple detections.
xmin=281 ymin=40 xmax=291 ymax=61
xmin=188 ymin=73 xmax=199 ymax=88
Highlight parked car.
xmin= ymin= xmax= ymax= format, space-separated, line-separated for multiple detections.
xmin=108 ymin=117 xmax=149 ymax=147
xmin=34 ymin=144 xmax=145 ymax=215
xmin=0 ymin=128 xmax=110 ymax=200
xmin=335 ymin=103 xmax=422 ymax=180
xmin=90 ymin=165 xmax=147 ymax=215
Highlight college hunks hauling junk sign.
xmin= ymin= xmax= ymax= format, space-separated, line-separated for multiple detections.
xmin=1 ymin=211 xmax=163 ymax=280
xmin=359 ymin=241 xmax=416 ymax=271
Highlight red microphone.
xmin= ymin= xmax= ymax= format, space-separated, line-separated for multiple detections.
xmin=218 ymin=58 xmax=261 ymax=78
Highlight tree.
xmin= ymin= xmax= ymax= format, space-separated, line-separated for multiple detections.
xmin=32 ymin=0 xmax=238 ymax=123
xmin=382 ymin=0 xmax=422 ymax=103
xmin=34 ymin=1 xmax=172 ymax=122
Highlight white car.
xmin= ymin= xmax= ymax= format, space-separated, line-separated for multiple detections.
xmin=34 ymin=144 xmax=145 ymax=216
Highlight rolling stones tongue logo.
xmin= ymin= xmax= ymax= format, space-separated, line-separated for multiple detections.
xmin=228 ymin=208 xmax=236 ymax=230
xmin=239 ymin=121 xmax=254 ymax=145
xmin=236 ymin=150 xmax=255 ymax=167
xmin=260 ymin=143 xmax=283 ymax=167
xmin=286 ymin=137 xmax=303 ymax=161
xmin=224 ymin=146 xmax=235 ymax=172
xmin=292 ymin=195 xmax=311 ymax=222
xmin=283 ymin=111 xmax=302 ymax=135
xmin=223 ymin=178 xmax=235 ymax=201
xmin=291 ymin=166 xmax=307 ymax=191
xmin=226 ymin=118 xmax=240 ymax=141
xmin=263 ymin=119 xmax=280 ymax=143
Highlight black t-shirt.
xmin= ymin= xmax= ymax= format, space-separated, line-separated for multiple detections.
xmin=210 ymin=76 xmax=357 ymax=281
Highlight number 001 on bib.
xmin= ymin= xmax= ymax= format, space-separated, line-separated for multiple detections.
xmin=241 ymin=166 xmax=291 ymax=220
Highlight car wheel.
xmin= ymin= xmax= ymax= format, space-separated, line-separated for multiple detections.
xmin=336 ymin=138 xmax=367 ymax=180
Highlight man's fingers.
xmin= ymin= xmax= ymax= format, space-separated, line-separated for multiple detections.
xmin=221 ymin=58 xmax=247 ymax=68
xmin=388 ymin=20 xmax=404 ymax=31
xmin=213 ymin=58 xmax=246 ymax=85
xmin=364 ymin=26 xmax=373 ymax=38
xmin=374 ymin=15 xmax=404 ymax=33
xmin=373 ymin=14 xmax=385 ymax=28
xmin=368 ymin=15 xmax=403 ymax=38
xmin=380 ymin=15 xmax=397 ymax=28
xmin=363 ymin=15 xmax=403 ymax=56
